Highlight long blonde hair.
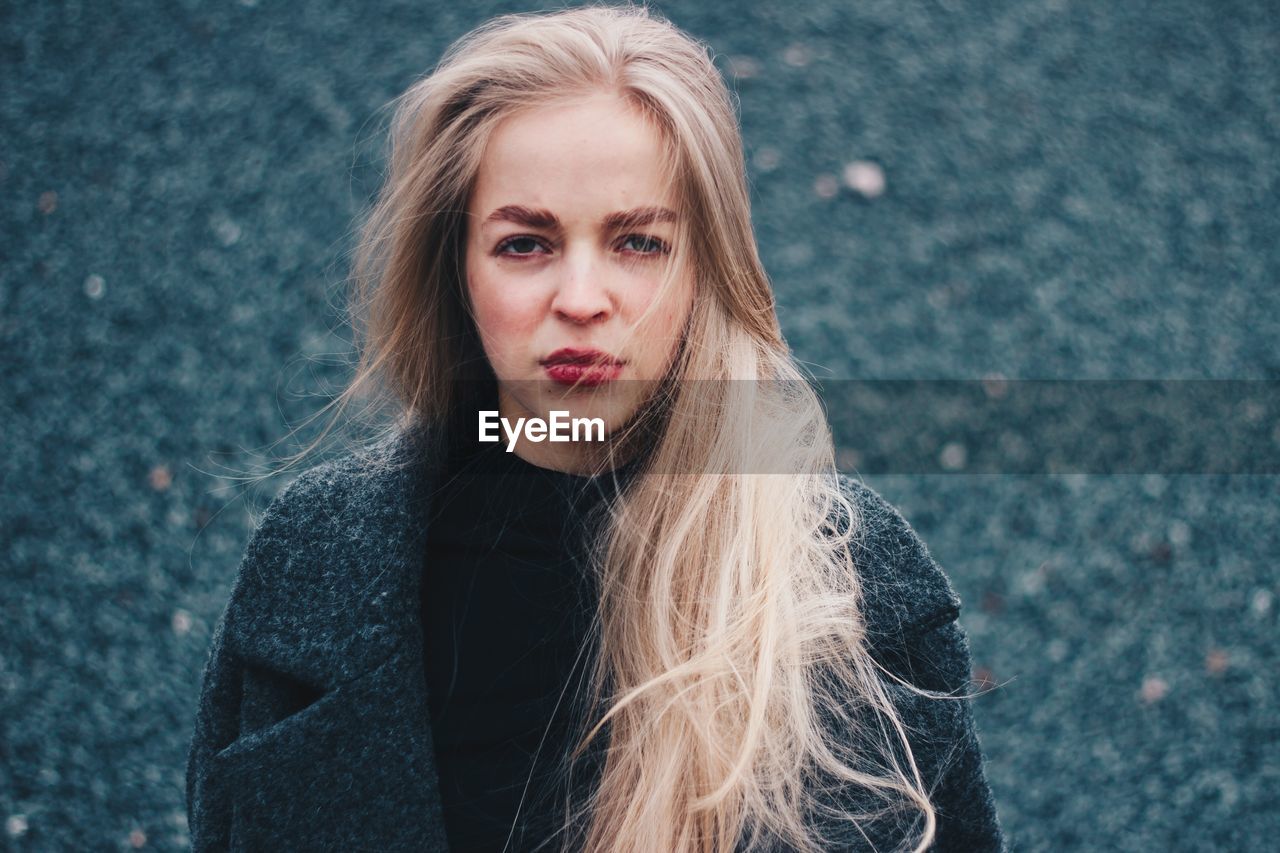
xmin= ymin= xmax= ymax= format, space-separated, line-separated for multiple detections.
xmin=297 ymin=3 xmax=950 ymax=850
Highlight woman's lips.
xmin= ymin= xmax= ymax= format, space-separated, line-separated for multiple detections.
xmin=542 ymin=361 xmax=624 ymax=386
xmin=539 ymin=348 xmax=625 ymax=387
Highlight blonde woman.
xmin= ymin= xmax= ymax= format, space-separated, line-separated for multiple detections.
xmin=185 ymin=4 xmax=1004 ymax=851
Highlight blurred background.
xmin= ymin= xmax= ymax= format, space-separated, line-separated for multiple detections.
xmin=2 ymin=0 xmax=1277 ymax=849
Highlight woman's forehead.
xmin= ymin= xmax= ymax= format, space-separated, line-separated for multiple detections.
xmin=469 ymin=95 xmax=677 ymax=220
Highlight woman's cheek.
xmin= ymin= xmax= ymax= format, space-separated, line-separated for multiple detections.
xmin=473 ymin=290 xmax=542 ymax=375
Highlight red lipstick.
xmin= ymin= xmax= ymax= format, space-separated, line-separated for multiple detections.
xmin=539 ymin=348 xmax=625 ymax=387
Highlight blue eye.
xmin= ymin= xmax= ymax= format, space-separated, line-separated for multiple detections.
xmin=620 ymin=234 xmax=671 ymax=255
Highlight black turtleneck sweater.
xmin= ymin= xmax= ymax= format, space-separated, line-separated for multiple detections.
xmin=419 ymin=429 xmax=637 ymax=852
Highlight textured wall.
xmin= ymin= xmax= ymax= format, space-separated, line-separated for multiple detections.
xmin=2 ymin=1 xmax=1276 ymax=849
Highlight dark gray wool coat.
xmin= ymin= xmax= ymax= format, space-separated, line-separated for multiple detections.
xmin=186 ymin=419 xmax=1006 ymax=852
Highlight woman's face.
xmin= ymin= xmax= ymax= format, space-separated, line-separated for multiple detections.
xmin=464 ymin=92 xmax=694 ymax=471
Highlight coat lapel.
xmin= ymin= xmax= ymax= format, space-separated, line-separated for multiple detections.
xmin=216 ymin=417 xmax=455 ymax=850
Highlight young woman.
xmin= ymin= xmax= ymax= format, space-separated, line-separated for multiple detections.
xmin=186 ymin=5 xmax=1005 ymax=852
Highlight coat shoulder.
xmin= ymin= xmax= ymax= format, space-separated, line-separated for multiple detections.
xmin=244 ymin=457 xmax=358 ymax=548
xmin=233 ymin=451 xmax=374 ymax=588
xmin=216 ymin=436 xmax=423 ymax=687
xmin=833 ymin=473 xmax=963 ymax=646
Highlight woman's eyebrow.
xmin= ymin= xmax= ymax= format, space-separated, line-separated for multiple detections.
xmin=483 ymin=205 xmax=678 ymax=230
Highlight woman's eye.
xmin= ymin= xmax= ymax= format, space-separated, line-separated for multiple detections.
xmin=620 ymin=234 xmax=670 ymax=255
xmin=496 ymin=236 xmax=547 ymax=257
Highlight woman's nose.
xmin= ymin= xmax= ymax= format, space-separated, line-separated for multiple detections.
xmin=550 ymin=250 xmax=612 ymax=324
